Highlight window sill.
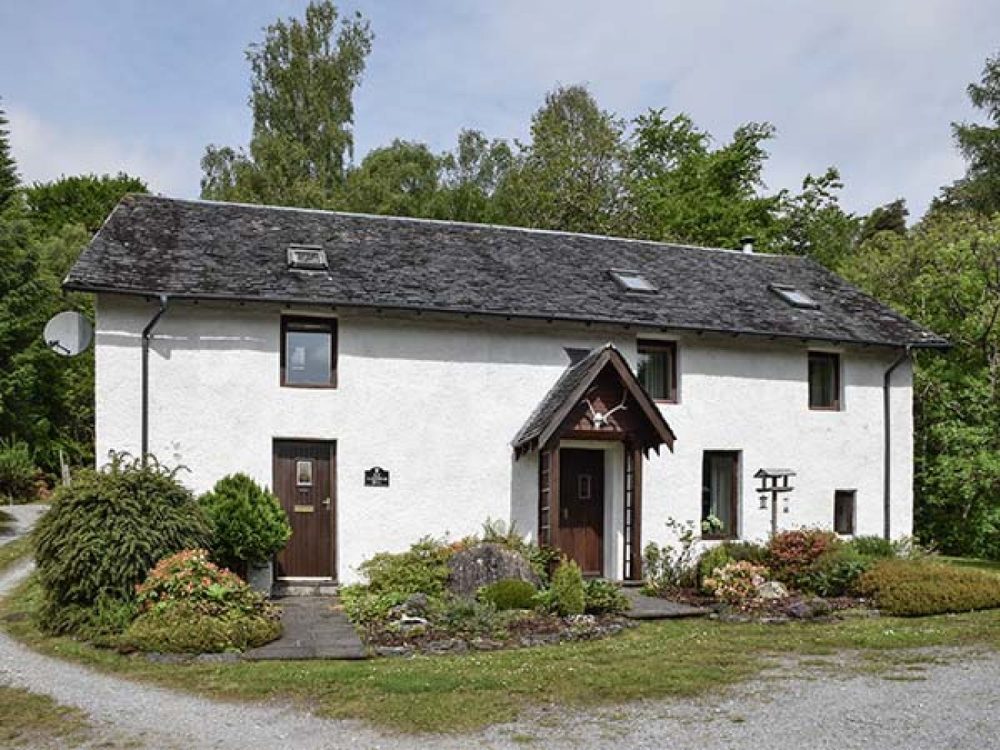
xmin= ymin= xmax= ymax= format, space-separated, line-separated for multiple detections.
xmin=701 ymin=534 xmax=738 ymax=542
xmin=808 ymin=405 xmax=842 ymax=412
xmin=281 ymin=382 xmax=338 ymax=390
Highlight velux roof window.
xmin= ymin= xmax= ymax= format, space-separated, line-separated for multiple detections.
xmin=287 ymin=244 xmax=328 ymax=271
xmin=609 ymin=269 xmax=657 ymax=293
xmin=769 ymin=283 xmax=819 ymax=309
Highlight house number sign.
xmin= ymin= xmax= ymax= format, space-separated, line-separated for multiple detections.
xmin=364 ymin=466 xmax=390 ymax=487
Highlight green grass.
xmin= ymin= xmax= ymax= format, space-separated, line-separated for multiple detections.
xmin=0 ymin=533 xmax=32 ymax=576
xmin=0 ymin=685 xmax=95 ymax=748
xmin=940 ymin=556 xmax=1000 ymax=575
xmin=4 ymin=576 xmax=1000 ymax=733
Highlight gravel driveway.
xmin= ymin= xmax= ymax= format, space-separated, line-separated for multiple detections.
xmin=2 ymin=541 xmax=999 ymax=748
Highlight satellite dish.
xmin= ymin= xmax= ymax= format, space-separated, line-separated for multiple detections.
xmin=43 ymin=311 xmax=93 ymax=357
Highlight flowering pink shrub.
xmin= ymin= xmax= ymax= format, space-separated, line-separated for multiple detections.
xmin=135 ymin=549 xmax=274 ymax=618
xmin=703 ymin=561 xmax=770 ymax=607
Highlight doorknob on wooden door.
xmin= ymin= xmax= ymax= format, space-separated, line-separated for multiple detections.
xmin=322 ymin=497 xmax=331 ymax=508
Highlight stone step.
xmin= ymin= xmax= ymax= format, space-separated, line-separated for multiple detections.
xmin=272 ymin=580 xmax=340 ymax=598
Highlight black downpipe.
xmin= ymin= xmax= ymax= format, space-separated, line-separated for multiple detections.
xmin=141 ymin=295 xmax=169 ymax=461
xmin=883 ymin=345 xmax=912 ymax=540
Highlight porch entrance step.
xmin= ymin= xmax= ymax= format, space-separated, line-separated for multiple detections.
xmin=620 ymin=587 xmax=710 ymax=620
xmin=243 ymin=597 xmax=367 ymax=661
xmin=272 ymin=580 xmax=340 ymax=598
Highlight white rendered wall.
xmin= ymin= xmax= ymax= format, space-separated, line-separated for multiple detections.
xmin=95 ymin=295 xmax=914 ymax=582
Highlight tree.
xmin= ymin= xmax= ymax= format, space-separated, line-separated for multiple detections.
xmin=201 ymin=1 xmax=373 ymax=206
xmin=858 ymin=198 xmax=908 ymax=244
xmin=24 ymin=172 xmax=147 ymax=235
xmin=0 ymin=97 xmax=18 ymax=213
xmin=437 ymin=129 xmax=513 ymax=223
xmin=775 ymin=168 xmax=860 ymax=269
xmin=940 ymin=52 xmax=1000 ymax=215
xmin=493 ymin=85 xmax=627 ymax=234
xmin=842 ymin=212 xmax=1000 ymax=557
xmin=624 ymin=109 xmax=783 ymax=248
xmin=340 ymin=140 xmax=442 ymax=217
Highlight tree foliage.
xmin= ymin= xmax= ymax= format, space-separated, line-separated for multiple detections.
xmin=24 ymin=172 xmax=145 ymax=234
xmin=0 ymin=98 xmax=18 ymax=213
xmin=201 ymin=0 xmax=373 ymax=206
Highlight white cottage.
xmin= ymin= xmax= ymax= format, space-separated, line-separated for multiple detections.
xmin=65 ymin=195 xmax=947 ymax=584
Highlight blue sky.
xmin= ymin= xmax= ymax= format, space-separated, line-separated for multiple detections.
xmin=2 ymin=0 xmax=999 ymax=219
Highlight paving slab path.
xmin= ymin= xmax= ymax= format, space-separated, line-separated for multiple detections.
xmin=620 ymin=586 xmax=709 ymax=619
xmin=244 ymin=597 xmax=367 ymax=660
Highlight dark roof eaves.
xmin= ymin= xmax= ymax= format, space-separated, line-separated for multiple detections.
xmin=64 ymin=282 xmax=948 ymax=350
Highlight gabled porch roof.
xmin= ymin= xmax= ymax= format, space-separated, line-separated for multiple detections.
xmin=512 ymin=343 xmax=676 ymax=458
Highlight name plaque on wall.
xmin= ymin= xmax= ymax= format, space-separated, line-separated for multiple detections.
xmin=364 ymin=466 xmax=390 ymax=487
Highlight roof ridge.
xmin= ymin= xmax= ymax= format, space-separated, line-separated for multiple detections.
xmin=132 ymin=194 xmax=797 ymax=259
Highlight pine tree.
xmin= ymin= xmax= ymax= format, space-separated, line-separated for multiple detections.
xmin=0 ymin=97 xmax=19 ymax=211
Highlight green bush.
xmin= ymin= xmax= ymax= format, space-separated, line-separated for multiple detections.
xmin=798 ymin=547 xmax=870 ymax=597
xmin=858 ymin=559 xmax=1000 ymax=616
xmin=33 ymin=453 xmax=211 ymax=632
xmin=0 ymin=438 xmax=38 ymax=501
xmin=548 ymin=560 xmax=585 ymax=616
xmin=39 ymin=593 xmax=138 ymax=646
xmin=123 ymin=549 xmax=281 ymax=652
xmin=848 ymin=536 xmax=896 ymax=559
xmin=478 ymin=579 xmax=537 ymax=610
xmin=584 ymin=579 xmax=628 ymax=614
xmin=767 ymin=529 xmax=840 ymax=585
xmin=356 ymin=537 xmax=453 ymax=597
xmin=123 ymin=602 xmax=281 ymax=653
xmin=339 ymin=585 xmax=407 ymax=629
xmin=199 ymin=473 xmax=291 ymax=570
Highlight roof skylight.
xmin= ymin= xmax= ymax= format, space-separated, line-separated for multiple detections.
xmin=770 ymin=283 xmax=819 ymax=309
xmin=287 ymin=244 xmax=328 ymax=271
xmin=609 ymin=269 xmax=658 ymax=293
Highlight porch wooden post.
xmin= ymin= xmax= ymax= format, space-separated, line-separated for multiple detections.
xmin=630 ymin=446 xmax=643 ymax=581
xmin=538 ymin=445 xmax=560 ymax=548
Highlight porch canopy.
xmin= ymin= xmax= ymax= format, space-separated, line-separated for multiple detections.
xmin=512 ymin=344 xmax=676 ymax=580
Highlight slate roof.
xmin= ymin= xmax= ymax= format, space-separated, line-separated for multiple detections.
xmin=512 ymin=343 xmax=676 ymax=453
xmin=64 ymin=195 xmax=947 ymax=349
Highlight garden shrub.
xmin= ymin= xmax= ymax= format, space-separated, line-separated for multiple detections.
xmin=33 ymin=453 xmax=211 ymax=632
xmin=0 ymin=438 xmax=37 ymax=501
xmin=357 ymin=537 xmax=453 ymax=597
xmin=767 ymin=529 xmax=840 ymax=585
xmin=797 ymin=547 xmax=870 ymax=597
xmin=848 ymin=536 xmax=896 ymax=559
xmin=547 ymin=559 xmax=585 ymax=616
xmin=858 ymin=559 xmax=1000 ymax=616
xmin=583 ymin=579 xmax=629 ymax=615
xmin=199 ymin=473 xmax=291 ymax=571
xmin=703 ymin=561 xmax=769 ymax=606
xmin=642 ymin=518 xmax=700 ymax=594
xmin=433 ymin=597 xmax=505 ymax=639
xmin=697 ymin=542 xmax=769 ymax=592
xmin=123 ymin=549 xmax=280 ymax=652
xmin=478 ymin=579 xmax=537 ymax=610
xmin=338 ymin=585 xmax=407 ymax=630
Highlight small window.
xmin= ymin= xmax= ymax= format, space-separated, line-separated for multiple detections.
xmin=808 ymin=351 xmax=840 ymax=410
xmin=287 ymin=244 xmax=328 ymax=271
xmin=702 ymin=451 xmax=739 ymax=539
xmin=281 ymin=317 xmax=337 ymax=387
xmin=637 ymin=340 xmax=677 ymax=402
xmin=296 ymin=460 xmax=313 ymax=486
xmin=770 ymin=283 xmax=818 ymax=309
xmin=834 ymin=490 xmax=856 ymax=535
xmin=609 ymin=269 xmax=657 ymax=293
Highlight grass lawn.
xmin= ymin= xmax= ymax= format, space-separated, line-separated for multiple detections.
xmin=0 ymin=534 xmax=32 ymax=576
xmin=940 ymin=555 xmax=1000 ymax=575
xmin=0 ymin=684 xmax=96 ymax=748
xmin=3 ymin=576 xmax=1000 ymax=733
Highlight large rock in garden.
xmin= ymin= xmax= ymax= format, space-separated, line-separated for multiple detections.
xmin=447 ymin=543 xmax=540 ymax=598
xmin=756 ymin=580 xmax=790 ymax=600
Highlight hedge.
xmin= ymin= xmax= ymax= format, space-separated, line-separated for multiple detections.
xmin=858 ymin=559 xmax=1000 ymax=616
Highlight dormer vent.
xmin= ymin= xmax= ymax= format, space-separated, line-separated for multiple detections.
xmin=769 ymin=283 xmax=819 ymax=309
xmin=609 ymin=269 xmax=658 ymax=293
xmin=287 ymin=244 xmax=328 ymax=271
xmin=740 ymin=236 xmax=755 ymax=254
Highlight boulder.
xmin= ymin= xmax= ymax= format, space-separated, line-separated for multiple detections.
xmin=447 ymin=543 xmax=540 ymax=598
xmin=756 ymin=580 xmax=790 ymax=600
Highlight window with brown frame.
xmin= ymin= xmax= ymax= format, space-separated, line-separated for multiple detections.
xmin=702 ymin=451 xmax=739 ymax=539
xmin=281 ymin=317 xmax=337 ymax=388
xmin=637 ymin=340 xmax=678 ymax=402
xmin=834 ymin=490 xmax=856 ymax=535
xmin=808 ymin=351 xmax=840 ymax=410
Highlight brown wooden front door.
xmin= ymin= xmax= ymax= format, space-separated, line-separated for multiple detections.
xmin=558 ymin=448 xmax=605 ymax=576
xmin=273 ymin=440 xmax=336 ymax=578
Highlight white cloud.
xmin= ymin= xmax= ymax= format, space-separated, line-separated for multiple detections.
xmin=7 ymin=104 xmax=195 ymax=195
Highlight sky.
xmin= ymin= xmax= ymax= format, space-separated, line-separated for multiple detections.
xmin=1 ymin=0 xmax=999 ymax=220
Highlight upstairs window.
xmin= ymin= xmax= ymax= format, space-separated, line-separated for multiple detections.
xmin=702 ymin=451 xmax=739 ymax=539
xmin=287 ymin=244 xmax=328 ymax=271
xmin=609 ymin=269 xmax=657 ymax=293
xmin=637 ymin=340 xmax=677 ymax=402
xmin=281 ymin=317 xmax=337 ymax=388
xmin=808 ymin=351 xmax=840 ymax=410
xmin=834 ymin=490 xmax=856 ymax=535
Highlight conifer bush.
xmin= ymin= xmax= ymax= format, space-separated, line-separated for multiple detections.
xmin=858 ymin=559 xmax=1000 ymax=616
xmin=33 ymin=453 xmax=211 ymax=632
xmin=547 ymin=559 xmax=586 ymax=616
xmin=198 ymin=473 xmax=291 ymax=571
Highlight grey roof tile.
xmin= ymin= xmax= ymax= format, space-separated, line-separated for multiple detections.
xmin=64 ymin=195 xmax=947 ymax=348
